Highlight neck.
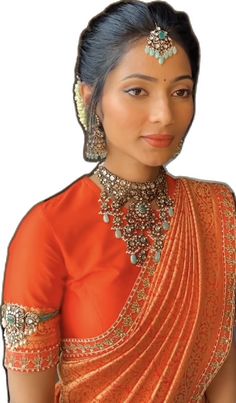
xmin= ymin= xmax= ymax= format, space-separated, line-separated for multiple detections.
xmin=103 ymin=157 xmax=162 ymax=183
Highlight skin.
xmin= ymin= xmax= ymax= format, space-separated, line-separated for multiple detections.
xmin=7 ymin=367 xmax=57 ymax=403
xmin=7 ymin=38 xmax=236 ymax=402
xmin=82 ymin=38 xmax=194 ymax=184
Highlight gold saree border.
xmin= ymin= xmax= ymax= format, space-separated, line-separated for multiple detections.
xmin=190 ymin=183 xmax=236 ymax=401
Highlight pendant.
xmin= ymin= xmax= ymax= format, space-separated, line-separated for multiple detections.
xmin=95 ymin=164 xmax=175 ymax=269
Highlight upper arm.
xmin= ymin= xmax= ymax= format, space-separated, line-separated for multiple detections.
xmin=1 ymin=203 xmax=65 ymax=400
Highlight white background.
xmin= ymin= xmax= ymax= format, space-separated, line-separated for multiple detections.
xmin=0 ymin=1 xmax=235 ymax=400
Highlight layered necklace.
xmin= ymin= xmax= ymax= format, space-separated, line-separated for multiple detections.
xmin=94 ymin=164 xmax=175 ymax=268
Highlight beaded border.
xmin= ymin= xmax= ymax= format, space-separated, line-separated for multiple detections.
xmin=4 ymin=343 xmax=60 ymax=372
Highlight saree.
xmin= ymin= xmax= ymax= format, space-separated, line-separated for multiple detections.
xmin=1 ymin=173 xmax=236 ymax=402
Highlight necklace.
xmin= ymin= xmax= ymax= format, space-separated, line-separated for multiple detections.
xmin=94 ymin=164 xmax=175 ymax=268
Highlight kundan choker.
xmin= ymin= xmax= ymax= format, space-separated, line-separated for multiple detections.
xmin=94 ymin=165 xmax=175 ymax=268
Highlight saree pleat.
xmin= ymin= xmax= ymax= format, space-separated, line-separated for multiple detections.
xmin=56 ymin=178 xmax=236 ymax=403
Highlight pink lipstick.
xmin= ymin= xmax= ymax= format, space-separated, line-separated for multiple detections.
xmin=142 ymin=134 xmax=174 ymax=148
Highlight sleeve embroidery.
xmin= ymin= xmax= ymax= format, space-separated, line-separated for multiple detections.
xmin=5 ymin=344 xmax=60 ymax=372
xmin=1 ymin=303 xmax=60 ymax=372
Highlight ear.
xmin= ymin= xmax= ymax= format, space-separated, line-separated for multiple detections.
xmin=79 ymin=82 xmax=103 ymax=122
xmin=79 ymin=82 xmax=93 ymax=108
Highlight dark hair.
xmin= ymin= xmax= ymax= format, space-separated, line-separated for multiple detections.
xmin=74 ymin=0 xmax=200 ymax=160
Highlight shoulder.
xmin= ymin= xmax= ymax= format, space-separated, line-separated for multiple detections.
xmin=40 ymin=173 xmax=93 ymax=216
xmin=9 ymin=174 xmax=95 ymax=247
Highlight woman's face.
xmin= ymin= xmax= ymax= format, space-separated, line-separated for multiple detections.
xmin=98 ymin=37 xmax=194 ymax=170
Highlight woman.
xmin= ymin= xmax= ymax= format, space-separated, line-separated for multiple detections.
xmin=1 ymin=0 xmax=236 ymax=402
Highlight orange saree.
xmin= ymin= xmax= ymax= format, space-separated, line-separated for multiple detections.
xmin=1 ymin=173 xmax=236 ymax=402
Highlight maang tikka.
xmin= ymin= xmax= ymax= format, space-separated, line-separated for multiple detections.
xmin=74 ymin=78 xmax=107 ymax=161
xmin=145 ymin=25 xmax=177 ymax=64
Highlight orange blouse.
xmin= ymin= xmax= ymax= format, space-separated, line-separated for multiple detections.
xmin=3 ymin=175 xmax=173 ymax=339
xmin=1 ymin=172 xmax=236 ymax=402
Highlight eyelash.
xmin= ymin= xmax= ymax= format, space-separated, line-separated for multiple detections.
xmin=173 ymin=89 xmax=192 ymax=98
xmin=125 ymin=87 xmax=192 ymax=98
xmin=125 ymin=88 xmax=146 ymax=97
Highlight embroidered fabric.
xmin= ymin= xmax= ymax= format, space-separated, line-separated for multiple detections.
xmin=1 ymin=303 xmax=59 ymax=350
xmin=1 ymin=174 xmax=235 ymax=402
xmin=1 ymin=305 xmax=61 ymax=372
xmin=57 ymin=180 xmax=236 ymax=403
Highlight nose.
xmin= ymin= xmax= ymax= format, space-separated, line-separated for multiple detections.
xmin=148 ymin=95 xmax=174 ymax=126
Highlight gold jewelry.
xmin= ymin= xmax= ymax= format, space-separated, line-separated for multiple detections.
xmin=74 ymin=78 xmax=87 ymax=129
xmin=74 ymin=77 xmax=107 ymax=161
xmin=1 ymin=304 xmax=59 ymax=350
xmin=145 ymin=25 xmax=177 ymax=64
xmin=85 ymin=115 xmax=107 ymax=161
xmin=172 ymin=137 xmax=185 ymax=161
xmin=94 ymin=165 xmax=175 ymax=268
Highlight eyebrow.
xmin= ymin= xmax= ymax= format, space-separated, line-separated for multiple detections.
xmin=121 ymin=73 xmax=193 ymax=83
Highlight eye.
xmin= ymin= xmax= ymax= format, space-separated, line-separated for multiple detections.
xmin=173 ymin=89 xmax=192 ymax=98
xmin=124 ymin=88 xmax=147 ymax=97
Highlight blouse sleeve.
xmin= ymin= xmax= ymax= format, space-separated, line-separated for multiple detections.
xmin=1 ymin=202 xmax=66 ymax=372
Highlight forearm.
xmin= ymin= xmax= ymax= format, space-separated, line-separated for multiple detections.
xmin=205 ymin=340 xmax=236 ymax=403
xmin=8 ymin=367 xmax=57 ymax=403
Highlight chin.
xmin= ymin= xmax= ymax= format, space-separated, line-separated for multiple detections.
xmin=140 ymin=153 xmax=173 ymax=168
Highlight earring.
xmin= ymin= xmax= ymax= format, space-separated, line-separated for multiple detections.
xmin=85 ymin=115 xmax=107 ymax=161
xmin=74 ymin=77 xmax=107 ymax=161
xmin=172 ymin=137 xmax=185 ymax=161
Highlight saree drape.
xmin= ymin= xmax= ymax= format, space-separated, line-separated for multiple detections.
xmin=55 ymin=177 xmax=236 ymax=402
xmin=2 ymin=173 xmax=236 ymax=402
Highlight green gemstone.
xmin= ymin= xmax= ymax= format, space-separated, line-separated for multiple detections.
xmin=169 ymin=207 xmax=174 ymax=217
xmin=168 ymin=49 xmax=173 ymax=57
xmin=145 ymin=46 xmax=149 ymax=54
xmin=163 ymin=221 xmax=170 ymax=230
xmin=115 ymin=229 xmax=122 ymax=239
xmin=131 ymin=254 xmax=138 ymax=265
xmin=173 ymin=46 xmax=177 ymax=55
xmin=155 ymin=50 xmax=160 ymax=59
xmin=154 ymin=251 xmax=161 ymax=263
xmin=149 ymin=48 xmax=155 ymax=56
xmin=7 ymin=314 xmax=16 ymax=325
xmin=164 ymin=52 xmax=169 ymax=60
xmin=138 ymin=204 xmax=147 ymax=214
xmin=159 ymin=56 xmax=165 ymax=65
xmin=159 ymin=31 xmax=167 ymax=40
xmin=103 ymin=214 xmax=110 ymax=224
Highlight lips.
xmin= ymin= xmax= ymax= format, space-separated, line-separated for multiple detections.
xmin=142 ymin=134 xmax=174 ymax=148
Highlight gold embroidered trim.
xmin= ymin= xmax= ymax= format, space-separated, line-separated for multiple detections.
xmin=192 ymin=185 xmax=236 ymax=400
xmin=4 ymin=343 xmax=60 ymax=372
xmin=1 ymin=303 xmax=59 ymax=350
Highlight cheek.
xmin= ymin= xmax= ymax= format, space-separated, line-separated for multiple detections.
xmin=101 ymin=95 xmax=141 ymax=130
xmin=175 ymin=102 xmax=194 ymax=129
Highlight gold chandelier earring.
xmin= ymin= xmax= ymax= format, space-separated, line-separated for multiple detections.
xmin=74 ymin=78 xmax=107 ymax=161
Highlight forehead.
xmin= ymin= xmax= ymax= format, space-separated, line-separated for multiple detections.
xmin=108 ymin=37 xmax=192 ymax=82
